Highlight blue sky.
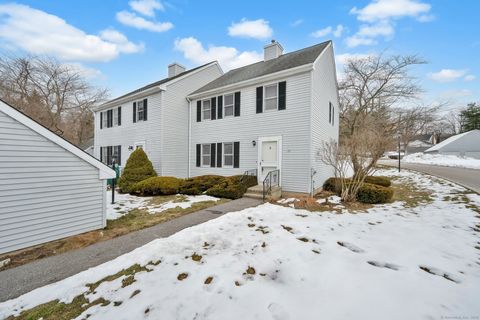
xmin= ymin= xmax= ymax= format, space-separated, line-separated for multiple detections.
xmin=0 ymin=0 xmax=478 ymax=110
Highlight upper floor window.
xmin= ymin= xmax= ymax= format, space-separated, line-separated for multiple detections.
xmin=264 ymin=84 xmax=278 ymax=111
xmin=100 ymin=107 xmax=121 ymax=129
xmin=133 ymin=99 xmax=148 ymax=123
xmin=224 ymin=94 xmax=234 ymax=117
xmin=329 ymin=102 xmax=334 ymax=125
xmin=202 ymin=99 xmax=211 ymax=120
xmin=137 ymin=100 xmax=146 ymax=121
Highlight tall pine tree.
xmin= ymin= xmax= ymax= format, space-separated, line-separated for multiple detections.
xmin=460 ymin=103 xmax=480 ymax=132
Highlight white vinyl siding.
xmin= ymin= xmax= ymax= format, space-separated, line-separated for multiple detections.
xmin=0 ymin=110 xmax=105 ymax=254
xmin=190 ymin=71 xmax=312 ymax=193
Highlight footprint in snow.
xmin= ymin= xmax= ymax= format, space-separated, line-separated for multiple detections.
xmin=419 ymin=265 xmax=461 ymax=283
xmin=337 ymin=241 xmax=365 ymax=253
xmin=268 ymin=302 xmax=290 ymax=320
xmin=367 ymin=261 xmax=399 ymax=271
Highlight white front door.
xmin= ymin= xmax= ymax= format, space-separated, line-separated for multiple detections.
xmin=258 ymin=136 xmax=282 ymax=184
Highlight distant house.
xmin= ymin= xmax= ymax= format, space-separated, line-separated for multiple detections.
xmin=424 ymin=129 xmax=480 ymax=159
xmin=79 ymin=137 xmax=94 ymax=156
xmin=0 ymin=99 xmax=115 ymax=254
xmin=405 ymin=133 xmax=454 ymax=155
xmin=94 ymin=40 xmax=339 ymax=195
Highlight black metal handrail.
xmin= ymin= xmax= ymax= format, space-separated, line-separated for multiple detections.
xmin=263 ymin=169 xmax=280 ymax=201
xmin=240 ymin=169 xmax=257 ymax=183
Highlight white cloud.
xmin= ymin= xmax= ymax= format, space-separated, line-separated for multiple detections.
xmin=174 ymin=37 xmax=262 ymax=71
xmin=439 ymin=89 xmax=472 ymax=99
xmin=291 ymin=19 xmax=303 ymax=27
xmin=347 ymin=0 xmax=432 ymax=48
xmin=116 ymin=10 xmax=173 ymax=32
xmin=346 ymin=20 xmax=394 ymax=48
xmin=129 ymin=0 xmax=164 ymax=17
xmin=464 ymin=74 xmax=476 ymax=82
xmin=65 ymin=62 xmax=103 ymax=79
xmin=350 ymin=0 xmax=432 ymax=22
xmin=335 ymin=53 xmax=375 ymax=65
xmin=428 ymin=69 xmax=468 ymax=83
xmin=0 ymin=3 xmax=143 ymax=62
xmin=99 ymin=29 xmax=144 ymax=53
xmin=228 ymin=18 xmax=273 ymax=40
xmin=311 ymin=25 xmax=344 ymax=38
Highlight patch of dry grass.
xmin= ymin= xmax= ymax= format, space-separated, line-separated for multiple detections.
xmin=0 ymin=196 xmax=229 ymax=272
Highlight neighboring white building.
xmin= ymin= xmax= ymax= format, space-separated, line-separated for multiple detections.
xmin=0 ymin=99 xmax=115 ymax=254
xmin=94 ymin=62 xmax=223 ymax=178
xmin=425 ymin=129 xmax=480 ymax=159
xmin=94 ymin=40 xmax=339 ymax=194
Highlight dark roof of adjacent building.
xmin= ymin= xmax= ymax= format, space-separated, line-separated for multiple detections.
xmin=104 ymin=61 xmax=217 ymax=105
xmin=191 ymin=40 xmax=331 ymax=95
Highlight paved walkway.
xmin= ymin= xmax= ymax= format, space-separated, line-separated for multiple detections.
xmin=0 ymin=197 xmax=262 ymax=302
xmin=379 ymin=160 xmax=480 ymax=193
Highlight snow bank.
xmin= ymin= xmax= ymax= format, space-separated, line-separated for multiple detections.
xmin=2 ymin=169 xmax=480 ymax=320
xmin=403 ymin=152 xmax=480 ymax=169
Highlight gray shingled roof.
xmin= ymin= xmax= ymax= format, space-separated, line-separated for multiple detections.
xmin=191 ymin=40 xmax=331 ymax=95
xmin=104 ymin=61 xmax=216 ymax=105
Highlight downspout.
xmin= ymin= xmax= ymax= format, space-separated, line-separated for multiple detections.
xmin=186 ymin=96 xmax=192 ymax=178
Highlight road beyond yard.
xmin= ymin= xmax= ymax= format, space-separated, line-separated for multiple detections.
xmin=379 ymin=160 xmax=480 ymax=194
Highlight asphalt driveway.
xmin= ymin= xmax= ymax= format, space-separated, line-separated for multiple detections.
xmin=379 ymin=160 xmax=480 ymax=193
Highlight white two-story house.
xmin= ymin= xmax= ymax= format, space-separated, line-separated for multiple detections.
xmin=94 ymin=62 xmax=223 ymax=178
xmin=188 ymin=40 xmax=339 ymax=194
xmin=95 ymin=40 xmax=339 ymax=194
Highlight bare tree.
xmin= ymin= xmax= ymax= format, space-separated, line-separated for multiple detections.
xmin=339 ymin=53 xmax=425 ymax=176
xmin=0 ymin=55 xmax=108 ymax=145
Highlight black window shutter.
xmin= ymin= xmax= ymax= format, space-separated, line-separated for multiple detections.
xmin=329 ymin=102 xmax=332 ymax=123
xmin=100 ymin=112 xmax=103 ymax=129
xmin=234 ymin=92 xmax=241 ymax=117
xmin=278 ymin=81 xmax=286 ymax=110
xmin=211 ymin=97 xmax=216 ymax=120
xmin=233 ymin=142 xmax=240 ymax=168
xmin=133 ymin=102 xmax=137 ymax=123
xmin=100 ymin=146 xmax=103 ymax=162
xmin=216 ymin=142 xmax=222 ymax=167
xmin=196 ymin=100 xmax=201 ymax=122
xmin=332 ymin=106 xmax=335 ymax=125
xmin=118 ymin=107 xmax=122 ymax=126
xmin=256 ymin=87 xmax=263 ymax=113
xmin=143 ymin=98 xmax=148 ymax=121
xmin=117 ymin=145 xmax=121 ymax=165
xmin=210 ymin=143 xmax=216 ymax=167
xmin=217 ymin=96 xmax=223 ymax=119
xmin=196 ymin=144 xmax=201 ymax=167
xmin=107 ymin=109 xmax=113 ymax=128
xmin=107 ymin=146 xmax=113 ymax=165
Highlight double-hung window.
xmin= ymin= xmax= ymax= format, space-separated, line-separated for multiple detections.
xmin=264 ymin=84 xmax=278 ymax=111
xmin=202 ymin=99 xmax=211 ymax=120
xmin=100 ymin=145 xmax=121 ymax=165
xmin=202 ymin=144 xmax=211 ymax=166
xmin=224 ymin=94 xmax=234 ymax=117
xmin=137 ymin=100 xmax=145 ymax=121
xmin=102 ymin=112 xmax=108 ymax=128
xmin=223 ymin=142 xmax=234 ymax=167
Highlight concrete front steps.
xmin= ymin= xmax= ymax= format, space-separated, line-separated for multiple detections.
xmin=244 ymin=184 xmax=282 ymax=200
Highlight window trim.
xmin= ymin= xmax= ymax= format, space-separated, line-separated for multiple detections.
xmin=102 ymin=111 xmax=108 ymax=128
xmin=202 ymin=99 xmax=211 ymax=121
xmin=201 ymin=143 xmax=211 ymax=167
xmin=263 ymin=82 xmax=279 ymax=112
xmin=223 ymin=142 xmax=234 ymax=167
xmin=223 ymin=93 xmax=235 ymax=118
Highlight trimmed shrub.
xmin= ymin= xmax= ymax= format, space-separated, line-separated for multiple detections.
xmin=118 ymin=149 xmax=157 ymax=193
xmin=364 ymin=176 xmax=391 ymax=187
xmin=179 ymin=175 xmax=226 ymax=195
xmin=356 ymin=183 xmax=394 ymax=204
xmin=323 ymin=177 xmax=350 ymax=193
xmin=206 ymin=175 xmax=258 ymax=200
xmin=131 ymin=176 xmax=184 ymax=196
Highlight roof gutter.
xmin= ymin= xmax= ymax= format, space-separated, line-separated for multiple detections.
xmin=94 ymin=86 xmax=164 ymax=112
xmin=188 ymin=63 xmax=314 ymax=99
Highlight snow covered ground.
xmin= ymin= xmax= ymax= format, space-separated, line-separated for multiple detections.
xmin=106 ymin=191 xmax=220 ymax=220
xmin=2 ymin=169 xmax=480 ymax=320
xmin=403 ymin=152 xmax=480 ymax=169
